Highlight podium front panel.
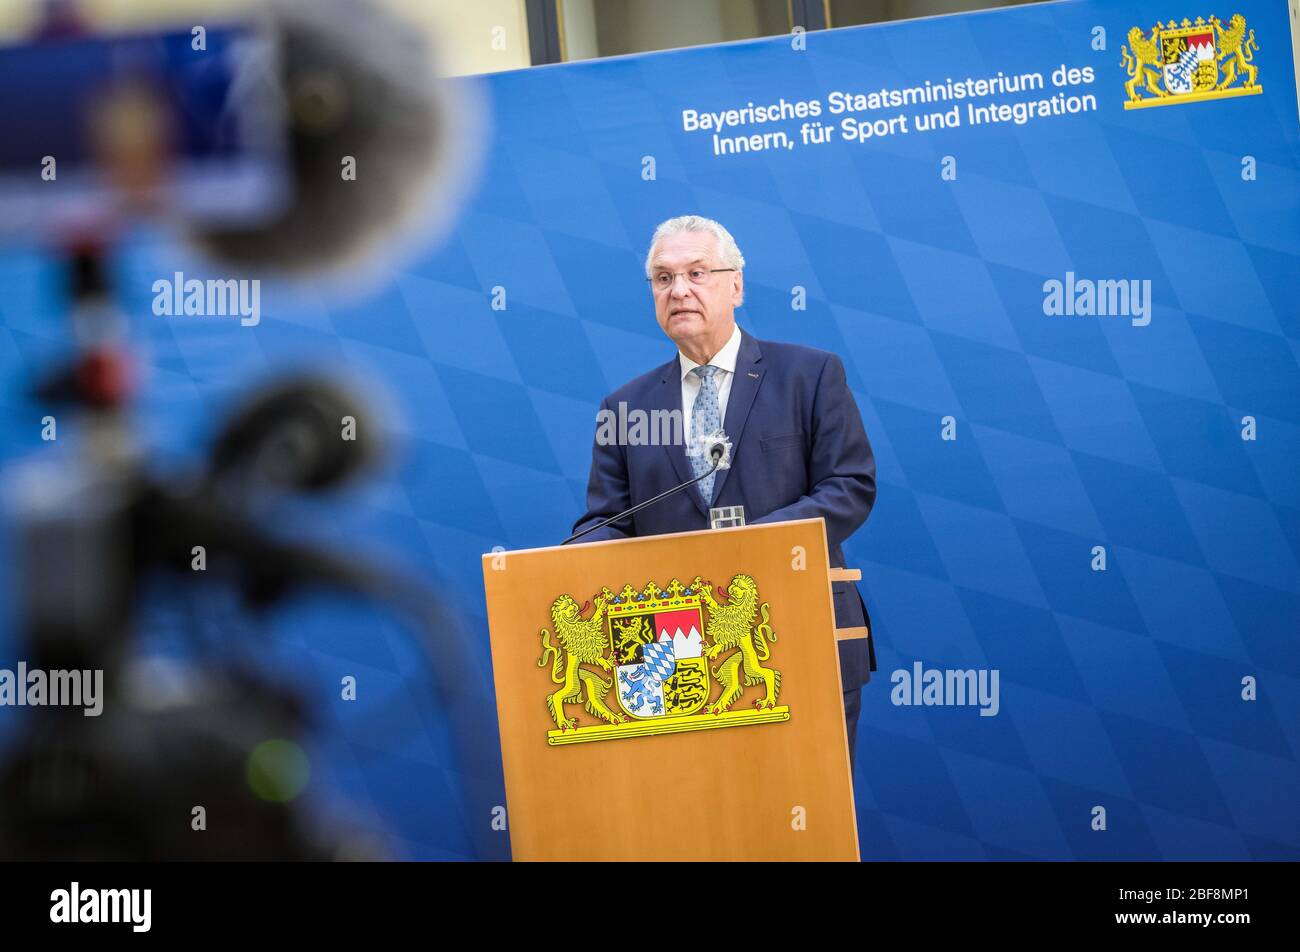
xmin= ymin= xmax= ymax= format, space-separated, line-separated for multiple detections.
xmin=482 ymin=519 xmax=858 ymax=861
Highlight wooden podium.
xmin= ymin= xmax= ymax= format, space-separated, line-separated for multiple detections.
xmin=481 ymin=518 xmax=860 ymax=861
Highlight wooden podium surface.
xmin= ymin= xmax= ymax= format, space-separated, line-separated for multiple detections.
xmin=481 ymin=518 xmax=859 ymax=861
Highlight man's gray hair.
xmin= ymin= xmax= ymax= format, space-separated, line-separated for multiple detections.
xmin=644 ymin=215 xmax=746 ymax=277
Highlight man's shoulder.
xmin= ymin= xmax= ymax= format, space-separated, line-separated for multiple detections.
xmin=751 ymin=335 xmax=838 ymax=369
xmin=600 ymin=356 xmax=676 ymax=405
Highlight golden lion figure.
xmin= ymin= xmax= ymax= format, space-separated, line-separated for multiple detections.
xmin=538 ymin=594 xmax=625 ymax=731
xmin=1121 ymin=26 xmax=1166 ymax=102
xmin=1212 ymin=14 xmax=1257 ymax=90
xmin=695 ymin=574 xmax=780 ymax=714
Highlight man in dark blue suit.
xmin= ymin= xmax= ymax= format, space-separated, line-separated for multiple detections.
xmin=571 ymin=215 xmax=877 ymax=760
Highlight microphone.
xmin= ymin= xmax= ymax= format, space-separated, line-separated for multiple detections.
xmin=562 ymin=438 xmax=728 ymax=545
xmin=207 ymin=375 xmax=381 ymax=493
xmin=189 ymin=0 xmax=472 ymax=283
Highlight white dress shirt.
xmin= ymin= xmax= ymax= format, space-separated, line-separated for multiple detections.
xmin=679 ymin=323 xmax=743 ymax=439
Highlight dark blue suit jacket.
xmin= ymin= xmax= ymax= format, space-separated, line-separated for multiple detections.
xmin=572 ymin=330 xmax=877 ymax=689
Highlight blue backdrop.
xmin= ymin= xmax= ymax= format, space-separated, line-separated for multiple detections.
xmin=1 ymin=0 xmax=1298 ymax=860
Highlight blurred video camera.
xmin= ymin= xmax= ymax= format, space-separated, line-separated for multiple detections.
xmin=0 ymin=0 xmax=472 ymax=860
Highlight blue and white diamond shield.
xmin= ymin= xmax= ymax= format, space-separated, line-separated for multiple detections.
xmin=616 ymin=641 xmax=676 ymax=718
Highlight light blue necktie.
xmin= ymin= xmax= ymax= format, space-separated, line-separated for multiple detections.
xmin=689 ymin=364 xmax=722 ymax=505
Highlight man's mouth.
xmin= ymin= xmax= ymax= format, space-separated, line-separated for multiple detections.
xmin=670 ymin=309 xmax=700 ymax=318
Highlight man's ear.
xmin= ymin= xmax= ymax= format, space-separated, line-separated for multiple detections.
xmin=732 ymin=270 xmax=744 ymax=307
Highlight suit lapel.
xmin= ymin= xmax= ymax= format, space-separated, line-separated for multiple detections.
xmin=710 ymin=332 xmax=763 ymax=503
xmin=653 ymin=358 xmax=709 ymax=517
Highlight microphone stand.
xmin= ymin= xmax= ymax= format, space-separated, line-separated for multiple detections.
xmin=562 ymin=452 xmax=723 ymax=545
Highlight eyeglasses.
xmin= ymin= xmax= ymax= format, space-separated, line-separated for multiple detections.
xmin=647 ymin=268 xmax=736 ymax=292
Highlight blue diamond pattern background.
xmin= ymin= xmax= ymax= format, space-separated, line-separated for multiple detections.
xmin=0 ymin=0 xmax=1297 ymax=860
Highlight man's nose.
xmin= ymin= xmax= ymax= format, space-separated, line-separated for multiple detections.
xmin=669 ymin=275 xmax=693 ymax=297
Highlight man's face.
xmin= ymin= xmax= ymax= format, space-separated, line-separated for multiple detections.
xmin=648 ymin=230 xmax=743 ymax=357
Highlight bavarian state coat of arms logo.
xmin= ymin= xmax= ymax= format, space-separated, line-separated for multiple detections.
xmin=537 ymin=575 xmax=788 ymax=745
xmin=1121 ymin=13 xmax=1261 ymax=109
